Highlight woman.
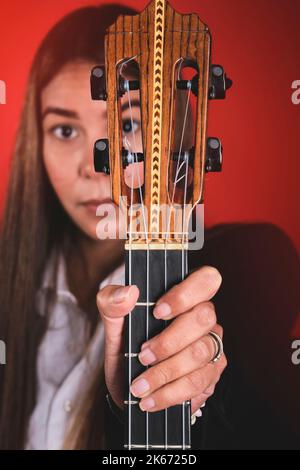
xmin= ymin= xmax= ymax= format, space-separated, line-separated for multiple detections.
xmin=0 ymin=4 xmax=227 ymax=450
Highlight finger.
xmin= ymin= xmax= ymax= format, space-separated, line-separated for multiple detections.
xmin=138 ymin=362 xmax=220 ymax=412
xmin=139 ymin=310 xmax=220 ymax=367
xmin=153 ymin=266 xmax=222 ymax=320
xmin=191 ymin=385 xmax=216 ymax=415
xmin=131 ymin=339 xmax=226 ymax=400
xmin=131 ymin=334 xmax=219 ymax=398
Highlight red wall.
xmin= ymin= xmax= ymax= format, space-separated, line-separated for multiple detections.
xmin=0 ymin=0 xmax=300 ymax=251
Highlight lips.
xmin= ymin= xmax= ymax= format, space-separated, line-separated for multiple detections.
xmin=81 ymin=199 xmax=102 ymax=207
xmin=80 ymin=198 xmax=113 ymax=215
xmin=80 ymin=198 xmax=112 ymax=207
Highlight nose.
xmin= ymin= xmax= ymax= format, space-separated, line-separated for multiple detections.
xmin=79 ymin=160 xmax=94 ymax=179
xmin=78 ymin=142 xmax=111 ymax=197
xmin=78 ymin=135 xmax=105 ymax=180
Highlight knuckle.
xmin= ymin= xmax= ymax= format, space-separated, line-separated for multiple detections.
xmin=196 ymin=302 xmax=216 ymax=327
xmin=160 ymin=387 xmax=177 ymax=407
xmin=204 ymin=384 xmax=215 ymax=396
xmin=219 ymin=354 xmax=228 ymax=371
xmin=216 ymin=324 xmax=224 ymax=338
xmin=157 ymin=335 xmax=176 ymax=357
xmin=191 ymin=340 xmax=210 ymax=363
xmin=184 ymin=372 xmax=205 ymax=395
xmin=173 ymin=287 xmax=189 ymax=307
xmin=152 ymin=366 xmax=170 ymax=387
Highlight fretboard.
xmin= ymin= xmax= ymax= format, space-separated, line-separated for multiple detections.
xmin=124 ymin=247 xmax=191 ymax=450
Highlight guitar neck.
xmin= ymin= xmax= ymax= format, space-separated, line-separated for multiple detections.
xmin=124 ymin=247 xmax=191 ymax=450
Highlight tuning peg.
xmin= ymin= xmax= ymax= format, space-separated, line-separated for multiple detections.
xmin=172 ymin=148 xmax=195 ymax=166
xmin=118 ymin=78 xmax=140 ymax=98
xmin=122 ymin=149 xmax=144 ymax=167
xmin=90 ymin=66 xmax=107 ymax=101
xmin=94 ymin=139 xmax=110 ymax=174
xmin=176 ymin=74 xmax=199 ymax=97
xmin=205 ymin=137 xmax=222 ymax=172
xmin=209 ymin=65 xmax=232 ymax=100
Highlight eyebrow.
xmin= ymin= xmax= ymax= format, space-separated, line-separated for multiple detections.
xmin=42 ymin=99 xmax=141 ymax=120
xmin=121 ymin=99 xmax=140 ymax=112
xmin=42 ymin=107 xmax=79 ymax=120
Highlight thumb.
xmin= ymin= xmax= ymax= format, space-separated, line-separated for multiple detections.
xmin=97 ymin=284 xmax=139 ymax=407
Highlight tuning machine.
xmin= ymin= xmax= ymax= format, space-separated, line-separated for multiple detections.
xmin=90 ymin=66 xmax=107 ymax=101
xmin=171 ymin=137 xmax=222 ymax=173
xmin=205 ymin=137 xmax=222 ymax=172
xmin=94 ymin=139 xmax=110 ymax=174
xmin=209 ymin=65 xmax=232 ymax=100
xmin=94 ymin=140 xmax=146 ymax=175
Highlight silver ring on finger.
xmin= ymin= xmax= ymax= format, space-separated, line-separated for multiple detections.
xmin=208 ymin=331 xmax=224 ymax=364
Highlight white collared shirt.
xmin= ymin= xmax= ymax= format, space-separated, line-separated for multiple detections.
xmin=25 ymin=251 xmax=125 ymax=450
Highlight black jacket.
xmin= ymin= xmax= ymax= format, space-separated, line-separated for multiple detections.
xmin=104 ymin=223 xmax=300 ymax=450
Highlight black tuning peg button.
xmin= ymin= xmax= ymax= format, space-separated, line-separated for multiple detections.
xmin=206 ymin=137 xmax=222 ymax=172
xmin=118 ymin=78 xmax=140 ymax=98
xmin=176 ymin=75 xmax=199 ymax=97
xmin=90 ymin=66 xmax=107 ymax=101
xmin=94 ymin=139 xmax=110 ymax=174
xmin=209 ymin=65 xmax=232 ymax=100
xmin=122 ymin=149 xmax=144 ymax=167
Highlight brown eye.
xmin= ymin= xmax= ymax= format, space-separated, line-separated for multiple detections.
xmin=52 ymin=125 xmax=78 ymax=140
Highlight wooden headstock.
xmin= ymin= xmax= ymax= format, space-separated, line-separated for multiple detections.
xmin=91 ymin=0 xmax=231 ymax=247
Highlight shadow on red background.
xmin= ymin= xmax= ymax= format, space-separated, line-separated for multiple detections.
xmin=0 ymin=0 xmax=300 ymax=251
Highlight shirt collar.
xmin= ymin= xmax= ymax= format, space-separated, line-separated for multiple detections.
xmin=37 ymin=249 xmax=125 ymax=315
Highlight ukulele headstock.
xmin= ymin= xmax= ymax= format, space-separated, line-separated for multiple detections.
xmin=91 ymin=0 xmax=232 ymax=247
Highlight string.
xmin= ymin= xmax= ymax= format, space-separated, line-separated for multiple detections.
xmin=121 ymin=57 xmax=150 ymax=449
xmin=181 ymin=146 xmax=190 ymax=450
xmin=165 ymin=62 xmax=191 ymax=244
xmin=127 ymin=94 xmax=135 ymax=450
xmin=164 ymin=59 xmax=192 ymax=450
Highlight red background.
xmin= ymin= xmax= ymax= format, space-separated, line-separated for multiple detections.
xmin=0 ymin=0 xmax=300 ymax=252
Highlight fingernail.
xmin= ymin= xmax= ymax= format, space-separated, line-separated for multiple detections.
xmin=130 ymin=378 xmax=150 ymax=397
xmin=140 ymin=397 xmax=155 ymax=411
xmin=195 ymin=409 xmax=202 ymax=417
xmin=138 ymin=348 xmax=156 ymax=365
xmin=153 ymin=302 xmax=172 ymax=319
xmin=112 ymin=285 xmax=132 ymax=304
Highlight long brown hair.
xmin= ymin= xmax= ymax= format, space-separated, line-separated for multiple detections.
xmin=0 ymin=4 xmax=138 ymax=450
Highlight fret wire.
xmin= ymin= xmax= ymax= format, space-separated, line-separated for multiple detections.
xmin=124 ymin=444 xmax=191 ymax=449
xmin=135 ymin=302 xmax=155 ymax=306
xmin=127 ymin=231 xmax=189 ymax=235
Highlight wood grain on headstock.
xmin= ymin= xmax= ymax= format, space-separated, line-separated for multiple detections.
xmin=105 ymin=0 xmax=211 ymax=245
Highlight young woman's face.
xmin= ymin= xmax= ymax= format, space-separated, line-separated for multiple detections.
xmin=41 ymin=61 xmax=142 ymax=240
